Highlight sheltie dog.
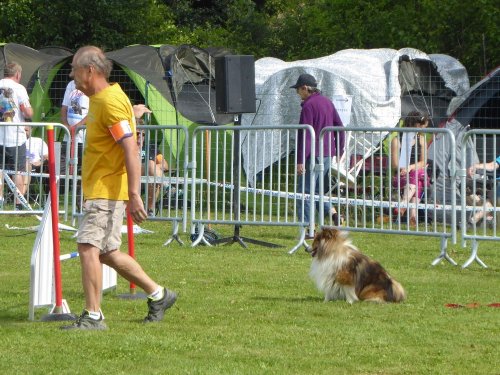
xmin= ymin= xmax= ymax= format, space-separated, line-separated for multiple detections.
xmin=308 ymin=228 xmax=406 ymax=303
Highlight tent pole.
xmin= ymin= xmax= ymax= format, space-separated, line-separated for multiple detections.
xmin=144 ymin=81 xmax=151 ymax=124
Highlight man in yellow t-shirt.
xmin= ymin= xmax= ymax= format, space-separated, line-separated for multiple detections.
xmin=62 ymin=46 xmax=176 ymax=331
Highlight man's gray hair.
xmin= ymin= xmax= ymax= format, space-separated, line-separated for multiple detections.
xmin=74 ymin=46 xmax=113 ymax=79
xmin=4 ymin=62 xmax=22 ymax=77
xmin=305 ymin=86 xmax=320 ymax=94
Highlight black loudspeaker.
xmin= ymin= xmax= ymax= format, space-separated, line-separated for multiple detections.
xmin=215 ymin=55 xmax=256 ymax=114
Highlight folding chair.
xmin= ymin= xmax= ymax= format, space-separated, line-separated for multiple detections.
xmin=329 ymin=130 xmax=382 ymax=194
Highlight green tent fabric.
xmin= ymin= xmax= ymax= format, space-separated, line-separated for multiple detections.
xmin=2 ymin=43 xmax=239 ymax=166
xmin=0 ymin=43 xmax=69 ymax=122
xmin=1 ymin=43 xmax=59 ymax=88
xmin=162 ymin=44 xmax=233 ymax=126
xmin=106 ymin=44 xmax=193 ymax=159
xmin=30 ymin=59 xmax=70 ymax=122
xmin=106 ymin=44 xmax=235 ymax=161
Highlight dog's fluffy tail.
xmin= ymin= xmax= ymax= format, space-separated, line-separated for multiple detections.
xmin=390 ymin=280 xmax=406 ymax=302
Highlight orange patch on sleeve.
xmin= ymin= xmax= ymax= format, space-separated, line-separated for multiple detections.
xmin=109 ymin=120 xmax=133 ymax=142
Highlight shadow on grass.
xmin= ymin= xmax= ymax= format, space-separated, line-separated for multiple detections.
xmin=251 ymin=295 xmax=320 ymax=303
xmin=0 ymin=308 xmax=32 ymax=323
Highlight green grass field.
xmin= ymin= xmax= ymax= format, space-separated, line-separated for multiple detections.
xmin=0 ymin=215 xmax=498 ymax=375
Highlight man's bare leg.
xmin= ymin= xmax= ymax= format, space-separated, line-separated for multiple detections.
xmin=78 ymin=243 xmax=104 ymax=312
xmin=100 ymin=249 xmax=158 ymax=295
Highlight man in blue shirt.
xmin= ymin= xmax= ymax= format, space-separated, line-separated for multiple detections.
xmin=291 ymin=73 xmax=344 ymax=232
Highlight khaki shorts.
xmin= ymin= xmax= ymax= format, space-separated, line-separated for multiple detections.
xmin=77 ymin=199 xmax=126 ymax=254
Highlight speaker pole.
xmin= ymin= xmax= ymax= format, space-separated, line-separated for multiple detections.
xmin=213 ymin=55 xmax=279 ymax=248
xmin=212 ymin=115 xmax=281 ymax=248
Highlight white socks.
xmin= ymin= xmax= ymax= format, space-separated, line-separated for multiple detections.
xmin=87 ymin=310 xmax=102 ymax=320
xmin=148 ymin=286 xmax=164 ymax=301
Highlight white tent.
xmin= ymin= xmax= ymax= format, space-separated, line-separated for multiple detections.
xmin=241 ymin=48 xmax=469 ymax=186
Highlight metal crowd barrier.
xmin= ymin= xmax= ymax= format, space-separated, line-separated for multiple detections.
xmin=1 ymin=122 xmax=70 ymax=218
xmin=4 ymin=121 xmax=498 ymax=269
xmin=460 ymin=129 xmax=500 ymax=268
xmin=140 ymin=125 xmax=190 ymax=245
xmin=319 ymin=126 xmax=458 ymax=265
xmin=189 ymin=124 xmax=315 ymax=253
xmin=71 ymin=124 xmax=189 ymax=245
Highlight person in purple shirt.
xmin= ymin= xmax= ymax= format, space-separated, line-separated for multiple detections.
xmin=291 ymin=73 xmax=345 ymax=232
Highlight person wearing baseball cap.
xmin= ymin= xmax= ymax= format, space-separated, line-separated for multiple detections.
xmin=289 ymin=73 xmax=318 ymax=89
xmin=291 ymin=73 xmax=345 ymax=234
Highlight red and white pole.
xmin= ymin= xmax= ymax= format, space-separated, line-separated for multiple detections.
xmin=47 ymin=125 xmax=64 ymax=311
xmin=126 ymin=209 xmax=137 ymax=295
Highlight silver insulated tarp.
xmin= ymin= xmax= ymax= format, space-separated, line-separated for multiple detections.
xmin=241 ymin=48 xmax=469 ymax=187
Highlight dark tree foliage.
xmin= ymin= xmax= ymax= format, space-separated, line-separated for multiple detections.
xmin=0 ymin=0 xmax=173 ymax=51
xmin=164 ymin=0 xmax=229 ymax=27
xmin=0 ymin=0 xmax=497 ymax=76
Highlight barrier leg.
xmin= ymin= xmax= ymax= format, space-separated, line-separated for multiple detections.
xmin=462 ymin=239 xmax=488 ymax=269
xmin=163 ymin=220 xmax=184 ymax=246
xmin=431 ymin=237 xmax=457 ymax=266
xmin=191 ymin=223 xmax=213 ymax=247
xmin=288 ymin=226 xmax=309 ymax=254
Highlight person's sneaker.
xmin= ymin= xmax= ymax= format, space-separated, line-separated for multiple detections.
xmin=60 ymin=310 xmax=107 ymax=331
xmin=15 ymin=203 xmax=24 ymax=211
xmin=147 ymin=209 xmax=155 ymax=217
xmin=143 ymin=288 xmax=177 ymax=323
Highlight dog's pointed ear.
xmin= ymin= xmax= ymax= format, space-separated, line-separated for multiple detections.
xmin=321 ymin=228 xmax=351 ymax=242
xmin=320 ymin=227 xmax=338 ymax=240
xmin=339 ymin=230 xmax=350 ymax=239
